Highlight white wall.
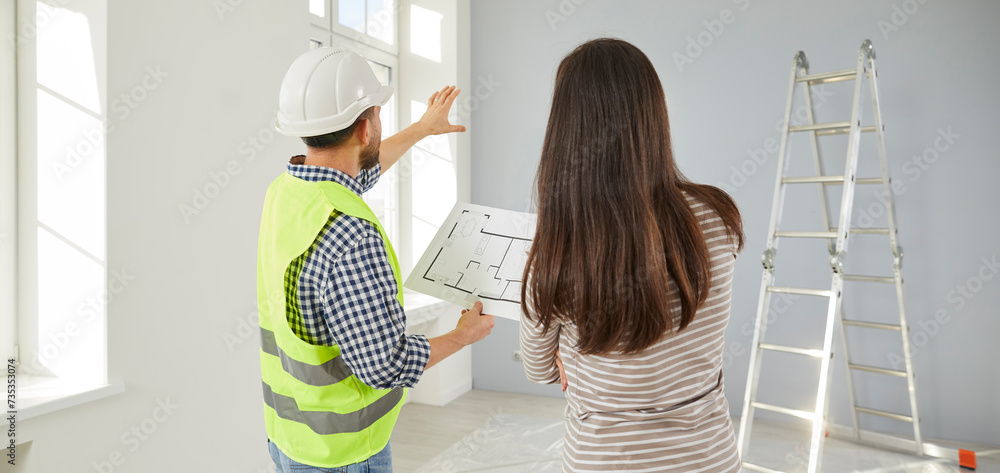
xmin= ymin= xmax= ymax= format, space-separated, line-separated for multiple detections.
xmin=469 ymin=0 xmax=1000 ymax=445
xmin=15 ymin=2 xmax=314 ymax=472
xmin=10 ymin=1 xmax=477 ymax=471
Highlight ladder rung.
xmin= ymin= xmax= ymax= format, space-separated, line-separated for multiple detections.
xmin=842 ymin=319 xmax=902 ymax=331
xmin=750 ymin=401 xmax=816 ymax=421
xmin=742 ymin=461 xmax=786 ymax=473
xmin=843 ymin=275 xmax=896 ymax=284
xmin=782 ymin=176 xmax=885 ymax=185
xmin=760 ymin=343 xmax=824 ymax=358
xmin=774 ymin=229 xmax=890 ymax=239
xmin=849 ymin=363 xmax=908 ymax=378
xmin=774 ymin=231 xmax=837 ymax=239
xmin=782 ymin=175 xmax=845 ymax=184
xmin=856 ymin=406 xmax=913 ymax=423
xmin=797 ymin=68 xmax=857 ymax=84
xmin=851 ymin=228 xmax=890 ymax=235
xmin=766 ymin=286 xmax=833 ymax=297
xmin=815 ymin=125 xmax=878 ymax=136
xmin=789 ymin=121 xmax=852 ymax=133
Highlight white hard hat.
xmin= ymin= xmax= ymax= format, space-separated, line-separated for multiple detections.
xmin=275 ymin=48 xmax=393 ymax=137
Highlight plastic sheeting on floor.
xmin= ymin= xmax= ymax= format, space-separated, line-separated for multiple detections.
xmin=415 ymin=414 xmax=565 ymax=472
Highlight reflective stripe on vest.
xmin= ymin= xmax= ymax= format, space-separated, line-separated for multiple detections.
xmin=260 ymin=327 xmax=352 ymax=386
xmin=258 ymin=172 xmax=405 ymax=468
xmin=261 ymin=382 xmax=404 ymax=435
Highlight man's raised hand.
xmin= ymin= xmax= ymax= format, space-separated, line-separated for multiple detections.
xmin=417 ymin=85 xmax=466 ymax=135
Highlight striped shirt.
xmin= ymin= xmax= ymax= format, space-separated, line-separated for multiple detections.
xmin=520 ymin=194 xmax=741 ymax=473
xmin=284 ymin=156 xmax=431 ymax=390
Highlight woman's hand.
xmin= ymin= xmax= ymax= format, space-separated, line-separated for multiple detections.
xmin=555 ymin=349 xmax=568 ymax=392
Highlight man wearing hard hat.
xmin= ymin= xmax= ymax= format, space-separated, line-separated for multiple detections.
xmin=257 ymin=48 xmax=495 ymax=472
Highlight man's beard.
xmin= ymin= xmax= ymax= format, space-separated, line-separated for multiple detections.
xmin=360 ymin=134 xmax=381 ymax=170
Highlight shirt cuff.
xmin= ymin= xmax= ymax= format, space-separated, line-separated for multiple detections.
xmin=396 ymin=333 xmax=431 ymax=388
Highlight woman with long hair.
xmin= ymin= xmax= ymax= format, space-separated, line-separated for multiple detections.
xmin=520 ymin=38 xmax=745 ymax=472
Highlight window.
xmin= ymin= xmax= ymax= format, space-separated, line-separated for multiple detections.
xmin=336 ymin=0 xmax=396 ymax=48
xmin=6 ymin=0 xmax=119 ymax=415
xmin=308 ymin=0 xmax=401 ymax=255
xmin=311 ymin=0 xmax=397 ymax=55
xmin=308 ymin=0 xmax=466 ymax=289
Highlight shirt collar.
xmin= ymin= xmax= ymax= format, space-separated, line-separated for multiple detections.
xmin=286 ymin=155 xmax=366 ymax=196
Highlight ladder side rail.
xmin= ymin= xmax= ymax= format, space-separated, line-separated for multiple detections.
xmin=807 ymin=278 xmax=845 ymax=473
xmin=806 ymin=44 xmax=871 ymax=473
xmin=737 ymin=278 xmax=775 ymax=458
xmin=800 ymin=78 xmax=836 ymax=255
xmin=738 ymin=51 xmax=805 ymax=470
xmin=865 ymin=50 xmax=924 ymax=455
xmin=832 ymin=49 xmax=868 ymax=258
xmin=836 ymin=302 xmax=861 ymax=440
xmin=802 ymin=57 xmax=862 ymax=447
xmin=763 ymin=52 xmax=807 ymax=251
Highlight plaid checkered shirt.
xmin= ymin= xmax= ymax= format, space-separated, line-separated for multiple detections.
xmin=283 ymin=156 xmax=430 ymax=389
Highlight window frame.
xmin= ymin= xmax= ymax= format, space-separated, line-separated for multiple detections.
xmin=1 ymin=0 xmax=18 ymax=364
xmin=8 ymin=0 xmax=121 ymax=420
xmin=310 ymin=1 xmax=402 ymax=255
xmin=311 ymin=0 xmax=472 ymax=292
xmin=311 ymin=0 xmax=399 ymax=57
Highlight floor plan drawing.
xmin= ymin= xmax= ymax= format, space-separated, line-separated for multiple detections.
xmin=405 ymin=203 xmax=536 ymax=321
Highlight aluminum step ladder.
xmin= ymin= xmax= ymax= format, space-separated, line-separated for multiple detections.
xmin=736 ymin=40 xmax=979 ymax=473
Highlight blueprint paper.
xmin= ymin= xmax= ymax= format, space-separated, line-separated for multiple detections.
xmin=404 ymin=203 xmax=536 ymax=321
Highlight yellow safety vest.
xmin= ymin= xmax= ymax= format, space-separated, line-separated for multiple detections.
xmin=257 ymin=172 xmax=405 ymax=467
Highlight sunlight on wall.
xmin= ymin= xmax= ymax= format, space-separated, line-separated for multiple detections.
xmin=410 ymin=4 xmax=442 ymax=63
xmin=309 ymin=0 xmax=325 ymax=18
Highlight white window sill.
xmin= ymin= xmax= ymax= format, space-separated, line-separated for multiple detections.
xmin=16 ymin=375 xmax=124 ymax=429
xmin=403 ymin=291 xmax=454 ymax=327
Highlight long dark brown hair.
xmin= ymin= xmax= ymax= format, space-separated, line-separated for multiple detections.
xmin=521 ymin=38 xmax=744 ymax=355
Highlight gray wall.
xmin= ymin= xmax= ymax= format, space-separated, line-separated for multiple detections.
xmin=469 ymin=0 xmax=1000 ymax=445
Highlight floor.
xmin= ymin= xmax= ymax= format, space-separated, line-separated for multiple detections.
xmin=391 ymin=389 xmax=567 ymax=472
xmin=392 ymin=390 xmax=999 ymax=473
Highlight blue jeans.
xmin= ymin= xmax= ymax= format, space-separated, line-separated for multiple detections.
xmin=268 ymin=439 xmax=393 ymax=473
